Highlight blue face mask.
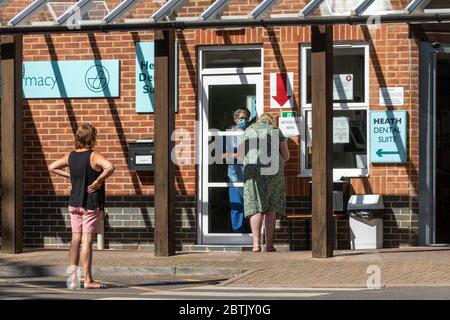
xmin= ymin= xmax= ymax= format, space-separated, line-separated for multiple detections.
xmin=237 ymin=119 xmax=249 ymax=129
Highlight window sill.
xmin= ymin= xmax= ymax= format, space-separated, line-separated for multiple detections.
xmin=297 ymin=173 xmax=370 ymax=178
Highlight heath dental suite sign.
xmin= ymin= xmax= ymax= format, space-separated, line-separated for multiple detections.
xmin=370 ymin=111 xmax=407 ymax=163
xmin=135 ymin=41 xmax=178 ymax=113
xmin=19 ymin=60 xmax=120 ymax=98
xmin=135 ymin=42 xmax=155 ymax=112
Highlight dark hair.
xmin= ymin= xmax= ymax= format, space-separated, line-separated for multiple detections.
xmin=75 ymin=123 xmax=97 ymax=149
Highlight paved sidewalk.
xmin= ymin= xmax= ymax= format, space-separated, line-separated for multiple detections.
xmin=1 ymin=247 xmax=450 ymax=288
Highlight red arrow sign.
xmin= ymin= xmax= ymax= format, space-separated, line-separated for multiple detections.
xmin=272 ymin=73 xmax=291 ymax=107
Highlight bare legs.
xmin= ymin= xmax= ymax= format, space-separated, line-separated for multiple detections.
xmin=264 ymin=212 xmax=276 ymax=251
xmin=81 ymin=233 xmax=95 ymax=285
xmin=249 ymin=212 xmax=276 ymax=252
xmin=69 ymin=232 xmax=106 ymax=289
xmin=250 ymin=213 xmax=263 ymax=251
xmin=69 ymin=233 xmax=82 ymax=267
xmin=68 ymin=233 xmax=82 ymax=288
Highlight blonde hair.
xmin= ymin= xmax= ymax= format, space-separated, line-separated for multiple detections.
xmin=75 ymin=123 xmax=97 ymax=149
xmin=257 ymin=113 xmax=274 ymax=125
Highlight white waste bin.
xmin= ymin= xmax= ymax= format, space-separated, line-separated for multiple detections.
xmin=347 ymin=194 xmax=384 ymax=249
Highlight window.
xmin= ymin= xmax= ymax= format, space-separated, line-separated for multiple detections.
xmin=301 ymin=43 xmax=370 ymax=177
xmin=199 ymin=47 xmax=263 ymax=78
xmin=202 ymin=49 xmax=262 ymax=69
xmin=304 ymin=46 xmax=368 ymax=106
xmin=304 ymin=110 xmax=368 ymax=170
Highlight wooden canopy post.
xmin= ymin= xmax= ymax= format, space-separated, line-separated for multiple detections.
xmin=311 ymin=25 xmax=333 ymax=258
xmin=1 ymin=35 xmax=23 ymax=254
xmin=154 ymin=30 xmax=176 ymax=256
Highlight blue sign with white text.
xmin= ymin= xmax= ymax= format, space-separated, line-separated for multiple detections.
xmin=22 ymin=60 xmax=120 ymax=98
xmin=370 ymin=111 xmax=407 ymax=163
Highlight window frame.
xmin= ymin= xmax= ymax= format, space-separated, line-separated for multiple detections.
xmin=300 ymin=42 xmax=370 ymax=178
xmin=199 ymin=45 xmax=264 ymax=76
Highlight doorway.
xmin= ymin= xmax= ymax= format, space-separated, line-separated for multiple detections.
xmin=420 ymin=42 xmax=450 ymax=245
xmin=198 ymin=46 xmax=263 ymax=245
xmin=435 ymin=55 xmax=450 ymax=243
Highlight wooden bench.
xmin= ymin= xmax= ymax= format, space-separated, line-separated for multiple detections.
xmin=286 ymin=212 xmax=347 ymax=251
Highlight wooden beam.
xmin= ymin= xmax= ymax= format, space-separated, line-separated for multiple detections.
xmin=311 ymin=25 xmax=333 ymax=258
xmin=1 ymin=35 xmax=23 ymax=254
xmin=154 ymin=30 xmax=176 ymax=256
xmin=409 ymin=22 xmax=450 ymax=34
xmin=409 ymin=23 xmax=450 ymax=42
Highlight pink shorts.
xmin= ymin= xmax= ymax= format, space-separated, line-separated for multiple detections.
xmin=69 ymin=206 xmax=101 ymax=234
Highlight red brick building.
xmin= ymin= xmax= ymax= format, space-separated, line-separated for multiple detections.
xmin=1 ymin=0 xmax=448 ymax=252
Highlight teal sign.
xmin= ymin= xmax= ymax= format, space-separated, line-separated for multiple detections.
xmin=22 ymin=60 xmax=120 ymax=98
xmin=135 ymin=42 xmax=155 ymax=112
xmin=135 ymin=41 xmax=178 ymax=113
xmin=370 ymin=111 xmax=407 ymax=163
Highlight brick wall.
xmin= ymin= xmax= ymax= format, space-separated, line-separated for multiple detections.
xmin=0 ymin=0 xmax=419 ymax=250
xmin=22 ymin=195 xmax=196 ymax=250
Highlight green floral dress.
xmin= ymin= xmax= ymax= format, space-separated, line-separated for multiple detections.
xmin=241 ymin=119 xmax=287 ymax=218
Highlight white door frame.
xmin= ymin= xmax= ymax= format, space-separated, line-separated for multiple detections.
xmin=197 ymin=47 xmax=263 ymax=245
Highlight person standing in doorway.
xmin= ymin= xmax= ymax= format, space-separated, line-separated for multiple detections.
xmin=240 ymin=114 xmax=290 ymax=252
xmin=223 ymin=108 xmax=251 ymax=233
xmin=49 ymin=123 xmax=115 ymax=289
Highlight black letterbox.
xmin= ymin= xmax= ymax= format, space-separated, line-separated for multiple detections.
xmin=128 ymin=139 xmax=154 ymax=171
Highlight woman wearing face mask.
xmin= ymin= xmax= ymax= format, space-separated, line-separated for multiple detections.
xmin=222 ymin=108 xmax=250 ymax=233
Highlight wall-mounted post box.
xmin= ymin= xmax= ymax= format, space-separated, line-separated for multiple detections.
xmin=308 ymin=176 xmax=350 ymax=212
xmin=332 ymin=179 xmax=351 ymax=212
xmin=128 ymin=139 xmax=154 ymax=171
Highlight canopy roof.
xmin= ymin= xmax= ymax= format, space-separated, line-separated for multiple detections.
xmin=0 ymin=0 xmax=449 ymax=32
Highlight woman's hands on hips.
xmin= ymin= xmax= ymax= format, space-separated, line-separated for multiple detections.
xmin=87 ymin=180 xmax=102 ymax=193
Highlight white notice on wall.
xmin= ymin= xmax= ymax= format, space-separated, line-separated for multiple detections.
xmin=279 ymin=117 xmax=302 ymax=137
xmin=379 ymin=87 xmax=404 ymax=106
xmin=333 ymin=74 xmax=353 ymax=100
xmin=333 ymin=117 xmax=350 ymax=144
xmin=136 ymin=155 xmax=153 ymax=165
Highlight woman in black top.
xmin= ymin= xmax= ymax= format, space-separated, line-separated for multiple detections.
xmin=49 ymin=123 xmax=115 ymax=289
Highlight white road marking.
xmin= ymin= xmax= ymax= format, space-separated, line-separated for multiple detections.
xmin=140 ymin=291 xmax=328 ymax=298
xmin=95 ymin=297 xmax=161 ymax=300
xmin=181 ymin=286 xmax=367 ymax=292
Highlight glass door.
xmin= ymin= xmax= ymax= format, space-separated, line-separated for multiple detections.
xmin=200 ymin=74 xmax=262 ymax=244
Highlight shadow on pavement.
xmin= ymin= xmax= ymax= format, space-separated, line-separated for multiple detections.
xmin=127 ymin=278 xmax=227 ymax=288
xmin=335 ymin=247 xmax=450 ymax=257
